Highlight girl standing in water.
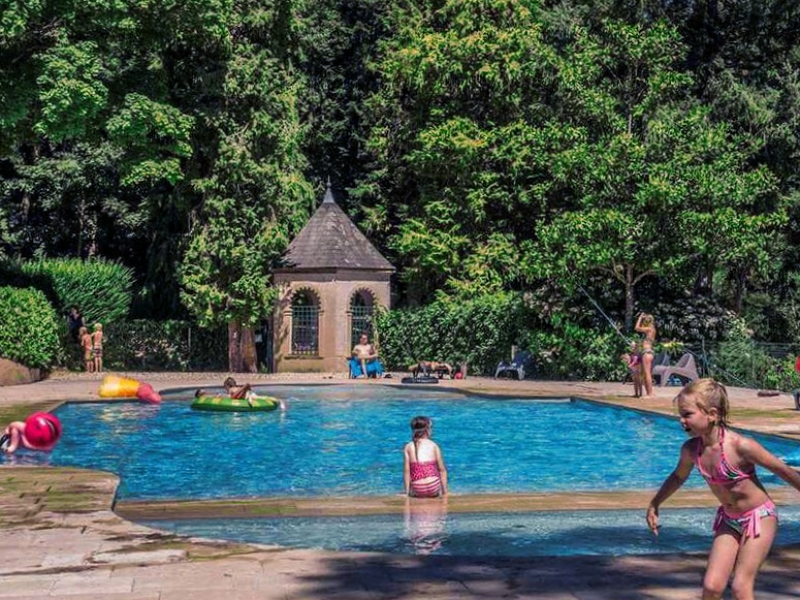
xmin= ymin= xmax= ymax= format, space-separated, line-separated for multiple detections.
xmin=403 ymin=416 xmax=448 ymax=497
xmin=647 ymin=379 xmax=800 ymax=600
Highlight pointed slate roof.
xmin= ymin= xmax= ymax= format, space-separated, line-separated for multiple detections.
xmin=279 ymin=183 xmax=394 ymax=272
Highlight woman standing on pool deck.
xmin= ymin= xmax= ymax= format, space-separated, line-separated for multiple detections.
xmin=635 ymin=312 xmax=656 ymax=397
xmin=646 ymin=379 xmax=800 ymax=600
xmin=404 ymin=416 xmax=448 ymax=497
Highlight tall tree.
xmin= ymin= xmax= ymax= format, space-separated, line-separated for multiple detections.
xmin=0 ymin=0 xmax=221 ymax=315
xmin=358 ymin=0 xmax=584 ymax=303
xmin=529 ymin=20 xmax=780 ymax=329
xmin=180 ymin=0 xmax=314 ymax=371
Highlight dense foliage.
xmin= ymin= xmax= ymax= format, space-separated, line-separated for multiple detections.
xmin=0 ymin=287 xmax=60 ymax=368
xmin=376 ymin=294 xmax=537 ymax=375
xmin=104 ymin=320 xmax=227 ymax=371
xmin=2 ymin=0 xmax=800 ymax=375
xmin=17 ymin=258 xmax=133 ymax=323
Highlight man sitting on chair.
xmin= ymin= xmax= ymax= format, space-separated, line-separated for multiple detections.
xmin=352 ymin=333 xmax=381 ymax=378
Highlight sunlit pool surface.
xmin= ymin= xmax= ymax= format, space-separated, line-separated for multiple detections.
xmin=5 ymin=385 xmax=800 ymax=501
xmin=141 ymin=506 xmax=800 ymax=557
xmin=7 ymin=385 xmax=800 ymax=557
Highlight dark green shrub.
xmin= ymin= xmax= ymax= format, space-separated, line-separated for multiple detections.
xmin=377 ymin=293 xmax=634 ymax=379
xmin=104 ymin=320 xmax=227 ymax=371
xmin=703 ymin=320 xmax=800 ymax=391
xmin=0 ymin=287 xmax=60 ymax=368
xmin=520 ymin=316 xmax=627 ymax=381
xmin=376 ymin=294 xmax=535 ymax=375
xmin=19 ymin=258 xmax=134 ymax=324
xmin=652 ymin=295 xmax=733 ymax=344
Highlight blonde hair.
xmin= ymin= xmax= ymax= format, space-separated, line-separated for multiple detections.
xmin=93 ymin=323 xmax=103 ymax=331
xmin=640 ymin=314 xmax=655 ymax=327
xmin=675 ymin=378 xmax=730 ymax=427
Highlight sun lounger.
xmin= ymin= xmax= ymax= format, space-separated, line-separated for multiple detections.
xmin=494 ymin=351 xmax=532 ymax=380
xmin=652 ymin=353 xmax=699 ymax=386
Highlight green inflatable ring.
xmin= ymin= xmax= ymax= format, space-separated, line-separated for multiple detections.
xmin=190 ymin=395 xmax=279 ymax=412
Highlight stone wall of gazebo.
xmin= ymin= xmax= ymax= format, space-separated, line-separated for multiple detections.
xmin=273 ymin=270 xmax=391 ymax=373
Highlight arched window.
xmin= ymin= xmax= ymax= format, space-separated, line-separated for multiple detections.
xmin=350 ymin=290 xmax=375 ymax=348
xmin=291 ymin=290 xmax=319 ymax=355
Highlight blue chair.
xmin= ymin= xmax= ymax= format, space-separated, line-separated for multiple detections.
xmin=348 ymin=357 xmax=384 ymax=379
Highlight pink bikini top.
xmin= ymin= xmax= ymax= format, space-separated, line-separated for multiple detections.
xmin=695 ymin=428 xmax=754 ymax=486
xmin=410 ymin=461 xmax=440 ymax=480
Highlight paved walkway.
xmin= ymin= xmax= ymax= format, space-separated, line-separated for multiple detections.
xmin=2 ymin=373 xmax=800 ymax=599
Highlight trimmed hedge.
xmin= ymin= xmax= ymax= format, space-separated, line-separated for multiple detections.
xmin=104 ymin=320 xmax=227 ymax=371
xmin=520 ymin=318 xmax=626 ymax=381
xmin=0 ymin=287 xmax=61 ymax=368
xmin=376 ymin=294 xmax=534 ymax=375
xmin=377 ymin=293 xmax=630 ymax=380
xmin=17 ymin=258 xmax=134 ymax=324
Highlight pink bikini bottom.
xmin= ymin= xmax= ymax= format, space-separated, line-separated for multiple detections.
xmin=713 ymin=499 xmax=777 ymax=540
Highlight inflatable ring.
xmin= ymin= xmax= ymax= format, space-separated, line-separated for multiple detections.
xmin=190 ymin=395 xmax=279 ymax=412
xmin=400 ymin=376 xmax=440 ymax=385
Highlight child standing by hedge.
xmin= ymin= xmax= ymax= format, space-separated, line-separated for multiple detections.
xmin=92 ymin=323 xmax=103 ymax=373
xmin=80 ymin=327 xmax=93 ymax=372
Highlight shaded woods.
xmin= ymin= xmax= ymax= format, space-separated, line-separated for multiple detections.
xmin=1 ymin=0 xmax=799 ymax=370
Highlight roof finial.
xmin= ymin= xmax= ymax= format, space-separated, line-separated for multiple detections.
xmin=323 ymin=177 xmax=335 ymax=204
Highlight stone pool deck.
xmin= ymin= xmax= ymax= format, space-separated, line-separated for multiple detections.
xmin=2 ymin=372 xmax=800 ymax=599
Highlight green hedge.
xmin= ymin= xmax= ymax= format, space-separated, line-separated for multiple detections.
xmin=376 ymin=293 xmax=633 ymax=380
xmin=0 ymin=287 xmax=61 ymax=368
xmin=104 ymin=320 xmax=227 ymax=371
xmin=520 ymin=317 xmax=627 ymax=381
xmin=707 ymin=338 xmax=800 ymax=392
xmin=16 ymin=258 xmax=134 ymax=324
xmin=376 ymin=294 xmax=535 ymax=375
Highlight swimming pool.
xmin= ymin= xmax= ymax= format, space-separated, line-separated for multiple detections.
xmin=7 ymin=385 xmax=800 ymax=500
xmin=140 ymin=505 xmax=800 ymax=557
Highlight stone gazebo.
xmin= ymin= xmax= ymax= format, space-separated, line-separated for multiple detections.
xmin=273 ymin=183 xmax=394 ymax=372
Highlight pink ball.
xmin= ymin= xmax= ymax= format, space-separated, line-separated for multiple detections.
xmin=23 ymin=412 xmax=62 ymax=449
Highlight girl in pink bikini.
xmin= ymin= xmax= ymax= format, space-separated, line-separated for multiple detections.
xmin=647 ymin=379 xmax=800 ymax=600
xmin=403 ymin=416 xmax=448 ymax=498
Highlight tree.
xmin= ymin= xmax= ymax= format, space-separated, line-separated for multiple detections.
xmin=180 ymin=0 xmax=314 ymax=372
xmin=529 ymin=20 xmax=781 ymax=329
xmin=358 ymin=0 xmax=578 ymax=303
xmin=0 ymin=0 xmax=222 ymax=315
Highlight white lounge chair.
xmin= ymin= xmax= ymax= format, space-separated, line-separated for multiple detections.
xmin=653 ymin=353 xmax=699 ymax=386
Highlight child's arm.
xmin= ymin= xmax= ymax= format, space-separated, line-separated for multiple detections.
xmin=2 ymin=422 xmax=25 ymax=454
xmin=738 ymin=437 xmax=800 ymax=491
xmin=435 ymin=444 xmax=448 ymax=495
xmin=646 ymin=442 xmax=694 ymax=536
xmin=402 ymin=446 xmax=411 ymax=495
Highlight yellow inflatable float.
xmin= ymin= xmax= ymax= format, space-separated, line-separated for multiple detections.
xmin=98 ymin=376 xmax=162 ymax=404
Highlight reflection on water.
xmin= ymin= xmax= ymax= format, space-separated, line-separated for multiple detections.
xmin=404 ymin=496 xmax=448 ymax=554
xmin=138 ymin=505 xmax=800 ymax=558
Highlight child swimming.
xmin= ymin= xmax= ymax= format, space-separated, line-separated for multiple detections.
xmin=403 ymin=416 xmax=448 ymax=497
xmin=646 ymin=379 xmax=800 ymax=600
xmin=193 ymin=378 xmax=286 ymax=410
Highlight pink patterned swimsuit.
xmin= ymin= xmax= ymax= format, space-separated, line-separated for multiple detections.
xmin=695 ymin=429 xmax=777 ymax=539
xmin=409 ymin=461 xmax=442 ymax=497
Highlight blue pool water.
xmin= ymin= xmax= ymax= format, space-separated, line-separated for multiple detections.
xmin=5 ymin=385 xmax=800 ymax=501
xmin=140 ymin=505 xmax=800 ymax=557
